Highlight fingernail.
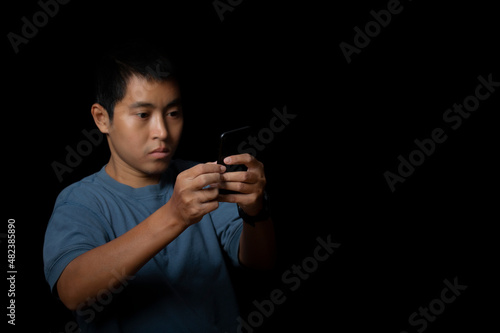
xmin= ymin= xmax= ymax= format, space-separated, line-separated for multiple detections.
xmin=220 ymin=165 xmax=226 ymax=172
xmin=224 ymin=157 xmax=231 ymax=164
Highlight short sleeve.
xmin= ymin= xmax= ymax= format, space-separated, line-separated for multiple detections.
xmin=208 ymin=202 xmax=243 ymax=267
xmin=43 ymin=200 xmax=111 ymax=295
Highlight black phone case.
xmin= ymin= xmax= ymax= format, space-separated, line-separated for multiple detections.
xmin=218 ymin=126 xmax=252 ymax=194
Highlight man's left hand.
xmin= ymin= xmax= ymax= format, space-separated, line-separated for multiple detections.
xmin=218 ymin=154 xmax=266 ymax=216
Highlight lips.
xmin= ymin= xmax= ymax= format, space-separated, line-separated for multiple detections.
xmin=149 ymin=147 xmax=171 ymax=158
xmin=150 ymin=147 xmax=170 ymax=153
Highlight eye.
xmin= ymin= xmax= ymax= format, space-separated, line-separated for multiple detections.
xmin=166 ymin=110 xmax=181 ymax=118
xmin=137 ymin=112 xmax=149 ymax=119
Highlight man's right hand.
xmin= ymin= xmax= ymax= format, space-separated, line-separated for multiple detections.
xmin=167 ymin=163 xmax=226 ymax=227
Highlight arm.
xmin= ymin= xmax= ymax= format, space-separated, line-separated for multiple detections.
xmin=239 ymin=218 xmax=276 ymax=270
xmin=57 ymin=163 xmax=225 ymax=311
xmin=218 ymin=154 xmax=277 ymax=270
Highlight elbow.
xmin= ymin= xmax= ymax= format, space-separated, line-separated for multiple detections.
xmin=57 ymin=280 xmax=81 ymax=311
xmin=55 ymin=257 xmax=93 ymax=311
xmin=57 ymin=274 xmax=89 ymax=311
xmin=63 ymin=300 xmax=80 ymax=312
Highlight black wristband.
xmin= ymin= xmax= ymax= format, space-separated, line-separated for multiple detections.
xmin=238 ymin=191 xmax=271 ymax=227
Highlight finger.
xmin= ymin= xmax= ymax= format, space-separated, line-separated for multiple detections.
xmin=219 ymin=181 xmax=253 ymax=194
xmin=218 ymin=193 xmax=256 ymax=206
xmin=220 ymin=171 xmax=258 ymax=184
xmin=223 ymin=154 xmax=261 ymax=169
xmin=217 ymin=193 xmax=243 ymax=204
xmin=193 ymin=172 xmax=223 ymax=190
xmin=198 ymin=200 xmax=220 ymax=216
xmin=186 ymin=163 xmax=226 ymax=178
xmin=199 ymin=187 xmax=220 ymax=203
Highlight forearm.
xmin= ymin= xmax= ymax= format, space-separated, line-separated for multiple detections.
xmin=238 ymin=218 xmax=276 ymax=270
xmin=57 ymin=201 xmax=186 ymax=310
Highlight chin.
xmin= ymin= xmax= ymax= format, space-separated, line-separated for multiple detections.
xmin=144 ymin=159 xmax=171 ymax=175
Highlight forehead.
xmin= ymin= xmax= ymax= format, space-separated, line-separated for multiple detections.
xmin=121 ymin=75 xmax=180 ymax=107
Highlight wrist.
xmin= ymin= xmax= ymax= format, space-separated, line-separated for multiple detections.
xmin=238 ymin=191 xmax=271 ymax=227
xmin=159 ymin=202 xmax=189 ymax=234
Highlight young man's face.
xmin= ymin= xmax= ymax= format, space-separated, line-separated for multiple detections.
xmin=99 ymin=75 xmax=183 ymax=182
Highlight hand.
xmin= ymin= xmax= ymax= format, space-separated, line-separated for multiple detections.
xmin=218 ymin=154 xmax=266 ymax=216
xmin=168 ymin=163 xmax=226 ymax=227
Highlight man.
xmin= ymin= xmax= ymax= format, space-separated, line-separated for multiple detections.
xmin=43 ymin=42 xmax=276 ymax=332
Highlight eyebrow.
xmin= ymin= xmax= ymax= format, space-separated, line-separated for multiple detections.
xmin=128 ymin=98 xmax=182 ymax=110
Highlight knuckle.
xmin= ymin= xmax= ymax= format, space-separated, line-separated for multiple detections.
xmin=175 ymin=172 xmax=185 ymax=183
xmin=198 ymin=173 xmax=209 ymax=184
xmin=187 ymin=205 xmax=198 ymax=217
xmin=182 ymin=195 xmax=193 ymax=207
xmin=241 ymin=172 xmax=251 ymax=182
xmin=236 ymin=183 xmax=246 ymax=192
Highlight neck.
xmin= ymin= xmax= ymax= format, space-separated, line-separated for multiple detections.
xmin=105 ymin=157 xmax=161 ymax=188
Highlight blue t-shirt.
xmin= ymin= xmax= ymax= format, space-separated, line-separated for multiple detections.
xmin=43 ymin=160 xmax=243 ymax=332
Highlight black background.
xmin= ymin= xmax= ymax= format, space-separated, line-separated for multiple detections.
xmin=3 ymin=0 xmax=498 ymax=332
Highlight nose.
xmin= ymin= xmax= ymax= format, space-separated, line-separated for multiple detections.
xmin=151 ymin=113 xmax=168 ymax=141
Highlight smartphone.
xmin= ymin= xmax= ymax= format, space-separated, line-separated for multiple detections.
xmin=217 ymin=126 xmax=253 ymax=194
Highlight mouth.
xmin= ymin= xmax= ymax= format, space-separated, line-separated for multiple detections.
xmin=149 ymin=147 xmax=171 ymax=159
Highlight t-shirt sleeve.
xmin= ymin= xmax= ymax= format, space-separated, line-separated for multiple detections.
xmin=208 ymin=202 xmax=243 ymax=267
xmin=172 ymin=160 xmax=244 ymax=266
xmin=43 ymin=200 xmax=111 ymax=295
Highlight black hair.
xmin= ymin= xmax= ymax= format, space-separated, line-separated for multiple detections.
xmin=94 ymin=41 xmax=177 ymax=120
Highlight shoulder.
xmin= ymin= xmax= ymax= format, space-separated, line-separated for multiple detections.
xmin=53 ymin=169 xmax=110 ymax=211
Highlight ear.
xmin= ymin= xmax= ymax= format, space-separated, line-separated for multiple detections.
xmin=91 ymin=103 xmax=111 ymax=134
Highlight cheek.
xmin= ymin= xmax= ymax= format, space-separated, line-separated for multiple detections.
xmin=168 ymin=121 xmax=183 ymax=141
xmin=123 ymin=132 xmax=147 ymax=152
xmin=111 ymin=121 xmax=149 ymax=155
